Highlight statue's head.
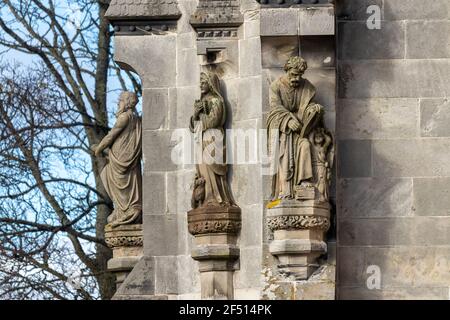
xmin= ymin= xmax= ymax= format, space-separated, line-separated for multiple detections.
xmin=314 ymin=128 xmax=326 ymax=146
xmin=118 ymin=91 xmax=138 ymax=114
xmin=284 ymin=56 xmax=308 ymax=88
xmin=200 ymin=71 xmax=222 ymax=99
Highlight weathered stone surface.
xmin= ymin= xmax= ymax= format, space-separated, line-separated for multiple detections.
xmin=420 ymin=98 xmax=450 ymax=137
xmin=143 ymin=214 xmax=178 ymax=256
xmin=143 ymin=172 xmax=166 ymax=215
xmin=239 ymin=37 xmax=262 ymax=77
xmin=177 ymin=254 xmax=201 ymax=295
xmin=372 ymin=139 xmax=450 ymax=177
xmin=234 ymin=246 xmax=263 ymax=289
xmin=337 ymin=140 xmax=372 ymax=178
xmin=304 ymin=68 xmax=336 ymax=113
xmin=336 ymin=0 xmax=384 ymax=21
xmin=339 ymin=217 xmax=450 ymax=246
xmin=142 ymin=89 xmax=168 ymax=130
xmin=229 ymin=164 xmax=262 ymax=206
xmin=338 ymin=98 xmax=418 ymax=139
xmin=240 ymin=204 xmax=264 ymax=247
xmin=300 ymin=36 xmax=335 ymax=69
xmin=177 ymin=48 xmax=200 ymax=87
xmin=339 ymin=60 xmax=450 ymax=99
xmin=166 ymin=169 xmax=195 ymax=214
xmin=114 ymin=36 xmax=176 ymax=89
xmin=169 ymin=86 xmax=199 ymax=130
xmin=142 ymin=130 xmax=178 ymax=172
xmin=260 ymin=9 xmax=298 ymax=36
xmin=154 ymin=256 xmax=178 ymax=294
xmin=106 ymin=0 xmax=181 ymax=20
xmin=262 ymin=36 xmax=299 ymax=69
xmin=406 ymin=21 xmax=450 ymax=59
xmin=235 ymin=77 xmax=262 ymax=120
xmin=338 ymin=178 xmax=413 ymax=218
xmin=338 ymin=21 xmax=405 ymax=60
xmin=299 ymin=7 xmax=335 ymax=36
xmin=413 ymin=178 xmax=450 ymax=216
xmin=339 ymin=286 xmax=448 ymax=300
xmin=114 ymin=256 xmax=156 ymax=298
xmin=384 ymin=0 xmax=450 ymax=20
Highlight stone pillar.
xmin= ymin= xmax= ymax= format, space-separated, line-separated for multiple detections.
xmin=188 ymin=207 xmax=241 ymax=299
xmin=105 ymin=224 xmax=143 ymax=288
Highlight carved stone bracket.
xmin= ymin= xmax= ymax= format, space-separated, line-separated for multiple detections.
xmin=105 ymin=224 xmax=143 ymax=288
xmin=267 ymin=201 xmax=330 ymax=280
xmin=187 ymin=206 xmax=242 ymax=299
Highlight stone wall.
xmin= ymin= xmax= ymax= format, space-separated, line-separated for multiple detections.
xmin=337 ymin=0 xmax=450 ymax=299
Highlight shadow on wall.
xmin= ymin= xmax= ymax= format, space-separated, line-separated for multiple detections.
xmin=336 ymin=0 xmax=406 ymax=300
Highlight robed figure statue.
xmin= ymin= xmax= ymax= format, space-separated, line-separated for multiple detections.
xmin=94 ymin=91 xmax=142 ymax=228
xmin=267 ymin=56 xmax=331 ymax=201
xmin=189 ymin=71 xmax=236 ymax=209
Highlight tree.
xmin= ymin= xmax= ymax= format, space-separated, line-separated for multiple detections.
xmin=0 ymin=0 xmax=141 ymax=299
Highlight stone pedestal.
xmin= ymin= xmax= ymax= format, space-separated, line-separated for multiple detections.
xmin=188 ymin=206 xmax=241 ymax=299
xmin=105 ymin=224 xmax=143 ymax=288
xmin=268 ymin=200 xmax=330 ymax=280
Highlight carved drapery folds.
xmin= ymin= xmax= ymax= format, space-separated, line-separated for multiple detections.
xmin=266 ymin=56 xmax=334 ymax=280
xmin=94 ymin=91 xmax=144 ymax=287
xmin=187 ymin=71 xmax=241 ymax=300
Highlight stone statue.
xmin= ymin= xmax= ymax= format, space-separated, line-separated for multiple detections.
xmin=309 ymin=127 xmax=334 ymax=202
xmin=189 ymin=71 xmax=236 ymax=208
xmin=267 ymin=56 xmax=333 ymax=202
xmin=94 ymin=91 xmax=142 ymax=228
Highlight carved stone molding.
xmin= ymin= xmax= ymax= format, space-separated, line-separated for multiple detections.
xmin=188 ymin=206 xmax=242 ymax=236
xmin=257 ymin=0 xmax=333 ymax=6
xmin=268 ymin=215 xmax=330 ymax=232
xmin=106 ymin=0 xmax=181 ymax=36
xmin=105 ymin=224 xmax=144 ymax=249
xmin=190 ymin=0 xmax=244 ymax=39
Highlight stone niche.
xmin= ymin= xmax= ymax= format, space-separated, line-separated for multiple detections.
xmin=105 ymin=0 xmax=336 ymax=300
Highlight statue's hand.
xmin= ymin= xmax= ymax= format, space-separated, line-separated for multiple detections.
xmin=288 ymin=118 xmax=301 ymax=132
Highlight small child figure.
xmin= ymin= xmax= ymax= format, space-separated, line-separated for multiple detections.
xmin=309 ymin=127 xmax=334 ymax=202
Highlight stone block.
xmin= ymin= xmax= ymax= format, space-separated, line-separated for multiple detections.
xmin=337 ymin=246 xmax=365 ymax=286
xmin=166 ymin=169 xmax=195 ymax=214
xmin=234 ymin=246 xmax=263 ymax=289
xmin=300 ymin=36 xmax=335 ymax=69
xmin=339 ymin=286 xmax=448 ymax=300
xmin=176 ymin=30 xmax=196 ymax=50
xmin=337 ymin=140 xmax=372 ymax=178
xmin=414 ymin=178 xmax=450 ymax=216
xmin=338 ymin=60 xmax=450 ymax=99
xmin=142 ymin=130 xmax=178 ymax=172
xmin=177 ymin=254 xmax=201 ymax=295
xmin=239 ymin=37 xmax=262 ymax=77
xmin=114 ymin=256 xmax=156 ymax=297
xmin=169 ymin=86 xmax=199 ymax=130
xmin=143 ymin=214 xmax=178 ymax=256
xmin=244 ymin=18 xmax=260 ymax=39
xmin=372 ymin=139 xmax=450 ymax=177
xmin=338 ymin=21 xmax=405 ymax=60
xmin=420 ymin=98 xmax=450 ymax=137
xmin=236 ymin=76 xmax=262 ymax=120
xmin=383 ymin=0 xmax=450 ymax=20
xmin=406 ymin=21 xmax=450 ymax=59
xmin=338 ymin=98 xmax=419 ymax=139
xmin=339 ymin=217 xmax=450 ymax=246
xmin=336 ymin=0 xmax=384 ymax=21
xmin=114 ymin=35 xmax=176 ymax=89
xmin=299 ymin=7 xmax=335 ymax=36
xmin=154 ymin=256 xmax=179 ymax=294
xmin=177 ymin=48 xmax=200 ymax=87
xmin=229 ymin=164 xmax=263 ymax=206
xmin=143 ymin=172 xmax=166 ymax=215
xmin=338 ymin=178 xmax=413 ymax=218
xmin=240 ymin=204 xmax=264 ymax=247
xmin=142 ymin=88 xmax=169 ymax=130
xmin=262 ymin=36 xmax=299 ymax=69
xmin=260 ymin=9 xmax=298 ymax=36
xmin=304 ymin=68 xmax=336 ymax=113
